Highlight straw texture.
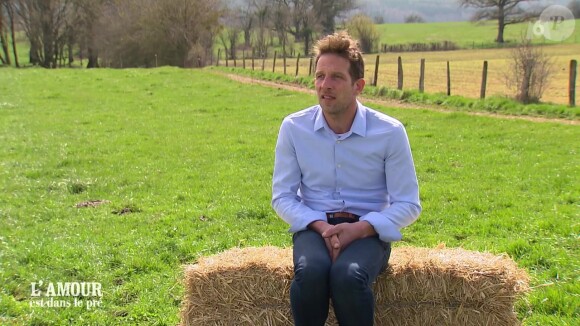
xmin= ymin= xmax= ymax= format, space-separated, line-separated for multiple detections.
xmin=181 ymin=246 xmax=529 ymax=326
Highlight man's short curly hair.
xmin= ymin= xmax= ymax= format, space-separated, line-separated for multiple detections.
xmin=313 ymin=31 xmax=365 ymax=82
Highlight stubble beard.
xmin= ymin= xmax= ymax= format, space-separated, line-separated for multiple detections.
xmin=319 ymin=96 xmax=348 ymax=116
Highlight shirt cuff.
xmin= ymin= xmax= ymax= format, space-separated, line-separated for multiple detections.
xmin=360 ymin=212 xmax=402 ymax=242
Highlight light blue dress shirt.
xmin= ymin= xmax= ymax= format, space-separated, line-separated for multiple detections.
xmin=272 ymin=101 xmax=421 ymax=243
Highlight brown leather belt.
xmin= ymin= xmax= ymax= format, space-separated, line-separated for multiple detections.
xmin=326 ymin=212 xmax=359 ymax=219
xmin=326 ymin=212 xmax=360 ymax=225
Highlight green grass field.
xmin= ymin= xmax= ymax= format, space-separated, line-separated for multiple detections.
xmin=5 ymin=20 xmax=580 ymax=105
xmin=0 ymin=67 xmax=578 ymax=325
xmin=376 ymin=20 xmax=580 ymax=48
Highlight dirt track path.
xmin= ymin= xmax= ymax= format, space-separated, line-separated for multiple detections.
xmin=221 ymin=73 xmax=579 ymax=126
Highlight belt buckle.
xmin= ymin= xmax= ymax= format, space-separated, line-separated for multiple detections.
xmin=327 ymin=212 xmax=346 ymax=219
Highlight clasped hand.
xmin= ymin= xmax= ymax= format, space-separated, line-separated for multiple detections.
xmin=321 ymin=222 xmax=365 ymax=262
xmin=309 ymin=220 xmax=376 ymax=262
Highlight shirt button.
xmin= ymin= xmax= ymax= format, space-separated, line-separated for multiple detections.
xmin=336 ymin=140 xmax=341 ymax=144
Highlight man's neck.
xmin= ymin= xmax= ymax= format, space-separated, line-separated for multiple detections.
xmin=323 ymin=106 xmax=357 ymax=134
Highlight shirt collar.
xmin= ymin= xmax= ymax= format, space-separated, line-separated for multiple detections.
xmin=313 ymin=107 xmax=326 ymax=131
xmin=313 ymin=101 xmax=367 ymax=137
xmin=351 ymin=102 xmax=367 ymax=137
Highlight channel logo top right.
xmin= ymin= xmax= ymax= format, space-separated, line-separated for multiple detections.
xmin=531 ymin=5 xmax=576 ymax=42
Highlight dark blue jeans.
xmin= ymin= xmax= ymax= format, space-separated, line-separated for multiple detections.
xmin=291 ymin=230 xmax=391 ymax=326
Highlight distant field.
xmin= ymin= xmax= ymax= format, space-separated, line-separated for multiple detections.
xmin=375 ymin=19 xmax=580 ymax=48
xmin=0 ymin=68 xmax=578 ymax=325
xmin=364 ymin=44 xmax=580 ymax=105
xmin=231 ymin=19 xmax=580 ymax=57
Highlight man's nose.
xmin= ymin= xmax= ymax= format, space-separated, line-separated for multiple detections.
xmin=320 ymin=76 xmax=333 ymax=89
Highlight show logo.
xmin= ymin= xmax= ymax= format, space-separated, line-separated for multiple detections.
xmin=29 ymin=281 xmax=103 ymax=310
xmin=528 ymin=5 xmax=576 ymax=42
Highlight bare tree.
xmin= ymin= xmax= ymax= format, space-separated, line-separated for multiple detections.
xmin=39 ymin=0 xmax=71 ymax=67
xmin=346 ymin=14 xmax=380 ymax=53
xmin=312 ymin=0 xmax=356 ymax=35
xmin=225 ymin=0 xmax=356 ymax=58
xmin=15 ymin=0 xmax=72 ymax=67
xmin=505 ymin=38 xmax=553 ymax=103
xmin=251 ymin=0 xmax=271 ymax=57
xmin=287 ymin=0 xmax=304 ymax=42
xmin=272 ymin=0 xmax=318 ymax=56
xmin=405 ymin=13 xmax=426 ymax=23
xmin=14 ymin=0 xmax=40 ymax=65
xmin=219 ymin=6 xmax=244 ymax=60
xmin=272 ymin=0 xmax=291 ymax=56
xmin=238 ymin=0 xmax=255 ymax=49
xmin=459 ymin=0 xmax=539 ymax=43
xmin=297 ymin=8 xmax=318 ymax=56
xmin=96 ymin=0 xmax=222 ymax=68
xmin=159 ymin=0 xmax=223 ymax=67
xmin=69 ymin=0 xmax=105 ymax=68
xmin=0 ymin=0 xmax=10 ymax=65
xmin=5 ymin=0 xmax=18 ymax=67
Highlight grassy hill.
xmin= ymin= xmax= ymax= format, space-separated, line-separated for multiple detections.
xmin=376 ymin=19 xmax=580 ymax=48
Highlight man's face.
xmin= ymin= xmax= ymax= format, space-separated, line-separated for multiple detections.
xmin=314 ymin=53 xmax=363 ymax=117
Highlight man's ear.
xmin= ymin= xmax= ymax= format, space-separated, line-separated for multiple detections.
xmin=354 ymin=78 xmax=365 ymax=95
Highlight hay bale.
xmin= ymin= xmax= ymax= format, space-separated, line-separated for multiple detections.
xmin=181 ymin=246 xmax=529 ymax=326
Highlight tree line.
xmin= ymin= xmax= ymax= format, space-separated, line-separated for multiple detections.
xmin=0 ymin=0 xmax=356 ymax=68
xmin=1 ymin=0 xmax=579 ymax=69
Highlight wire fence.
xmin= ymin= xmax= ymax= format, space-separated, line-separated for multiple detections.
xmin=216 ymin=49 xmax=579 ymax=107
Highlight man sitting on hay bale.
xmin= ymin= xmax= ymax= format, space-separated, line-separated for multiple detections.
xmin=272 ymin=31 xmax=421 ymax=326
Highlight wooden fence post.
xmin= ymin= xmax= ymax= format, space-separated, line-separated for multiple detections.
xmin=252 ymin=49 xmax=255 ymax=70
xmin=309 ymin=57 xmax=313 ymax=76
xmin=272 ymin=51 xmax=277 ymax=73
xmin=242 ymin=50 xmax=246 ymax=69
xmin=447 ymin=61 xmax=451 ymax=96
xmin=373 ymin=55 xmax=380 ymax=87
xmin=570 ymin=59 xmax=577 ymax=107
xmin=261 ymin=54 xmax=266 ymax=71
xmin=481 ymin=60 xmax=488 ymax=99
xmin=283 ymin=52 xmax=287 ymax=75
xmin=419 ymin=58 xmax=425 ymax=93
xmin=295 ymin=53 xmax=301 ymax=76
xmin=397 ymin=56 xmax=403 ymax=90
